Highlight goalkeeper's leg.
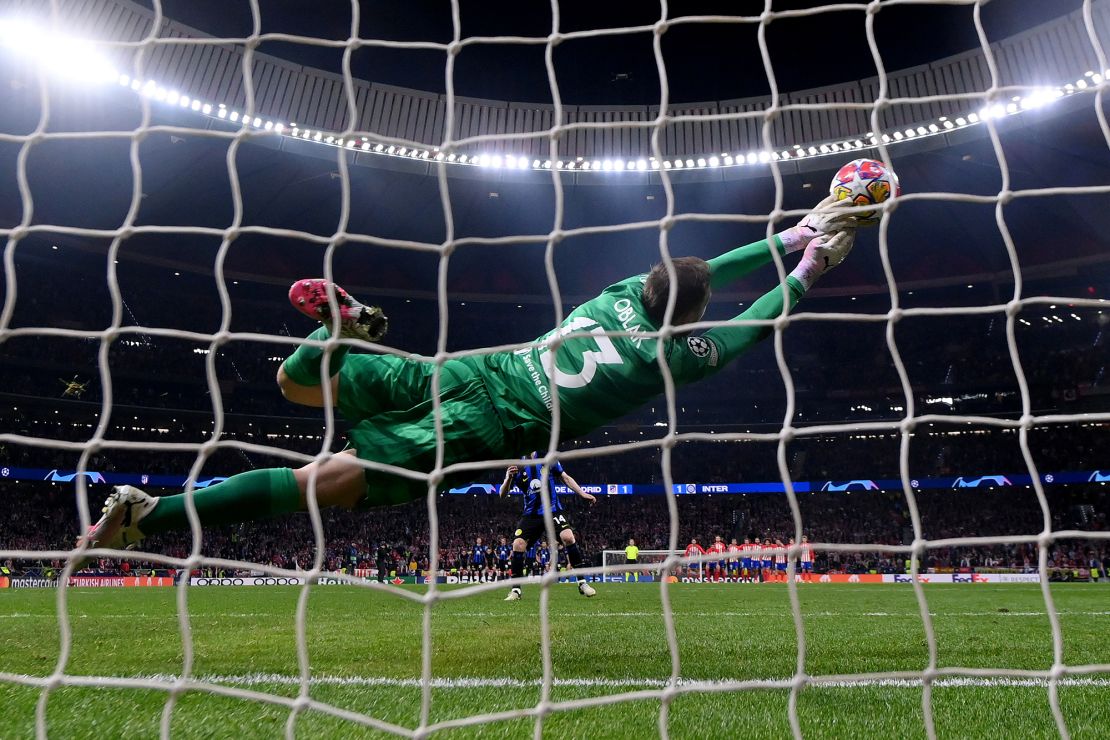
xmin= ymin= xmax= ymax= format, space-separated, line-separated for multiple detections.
xmin=80 ymin=451 xmax=368 ymax=553
xmin=277 ymin=279 xmax=389 ymax=407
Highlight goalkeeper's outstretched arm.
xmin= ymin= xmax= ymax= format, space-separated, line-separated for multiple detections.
xmin=705 ymin=196 xmax=859 ymax=287
xmin=670 ymin=230 xmax=857 ymax=385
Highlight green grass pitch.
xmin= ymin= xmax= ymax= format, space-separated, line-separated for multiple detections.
xmin=1 ymin=583 xmax=1108 ymax=738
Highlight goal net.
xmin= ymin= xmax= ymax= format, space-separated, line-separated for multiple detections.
xmin=1 ymin=0 xmax=1109 ymax=737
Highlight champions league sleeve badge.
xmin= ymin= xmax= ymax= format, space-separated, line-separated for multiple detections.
xmin=686 ymin=336 xmax=719 ymax=366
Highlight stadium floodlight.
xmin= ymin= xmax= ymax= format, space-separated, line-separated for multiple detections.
xmin=0 ymin=19 xmax=117 ymax=83
xmin=1021 ymin=89 xmax=1052 ymax=109
xmin=697 ymin=158 xmax=707 ymax=167
xmin=685 ymin=159 xmax=694 ymax=168
xmin=555 ymin=160 xmax=565 ymax=168
xmin=651 ymin=160 xmax=660 ymax=169
xmin=636 ymin=159 xmax=647 ymax=170
xmin=673 ymin=159 xmax=683 ymax=168
xmin=759 ymin=151 xmax=771 ymax=162
xmin=723 ymin=155 xmax=734 ymax=165
xmin=746 ymin=152 xmax=758 ymax=164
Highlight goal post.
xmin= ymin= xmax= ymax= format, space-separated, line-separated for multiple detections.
xmin=602 ymin=549 xmax=679 ymax=578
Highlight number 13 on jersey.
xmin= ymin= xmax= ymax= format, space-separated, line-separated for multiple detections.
xmin=537 ymin=317 xmax=624 ymax=389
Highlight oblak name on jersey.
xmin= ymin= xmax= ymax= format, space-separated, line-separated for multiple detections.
xmin=612 ymin=296 xmax=646 ymax=349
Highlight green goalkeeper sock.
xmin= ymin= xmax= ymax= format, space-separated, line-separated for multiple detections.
xmin=139 ymin=468 xmax=302 ymax=535
xmin=281 ymin=326 xmax=349 ymax=387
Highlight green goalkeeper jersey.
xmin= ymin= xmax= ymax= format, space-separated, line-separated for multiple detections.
xmin=471 ymin=235 xmax=805 ymax=441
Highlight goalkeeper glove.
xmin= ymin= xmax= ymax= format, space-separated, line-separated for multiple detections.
xmin=779 ymin=195 xmax=866 ymax=254
xmin=788 ymin=229 xmax=856 ymax=290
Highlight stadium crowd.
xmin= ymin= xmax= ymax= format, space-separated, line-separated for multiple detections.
xmin=3 ymin=481 xmax=1106 ymax=581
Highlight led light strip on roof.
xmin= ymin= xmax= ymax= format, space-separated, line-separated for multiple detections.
xmin=1 ymin=18 xmax=1107 ymax=172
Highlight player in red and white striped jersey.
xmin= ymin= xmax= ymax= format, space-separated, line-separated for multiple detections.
xmin=684 ymin=538 xmax=705 ymax=581
xmin=800 ymin=535 xmax=815 ymax=582
xmin=773 ymin=538 xmax=787 ymax=582
xmin=740 ymin=537 xmax=755 ymax=583
xmin=727 ymin=538 xmax=743 ymax=581
xmin=707 ymin=535 xmax=727 ymax=582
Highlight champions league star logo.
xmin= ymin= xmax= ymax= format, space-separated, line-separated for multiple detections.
xmin=686 ymin=337 xmax=719 ymax=366
xmin=687 ymin=337 xmax=710 ymax=356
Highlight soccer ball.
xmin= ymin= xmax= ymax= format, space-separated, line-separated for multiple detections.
xmin=829 ymin=158 xmax=900 ymax=224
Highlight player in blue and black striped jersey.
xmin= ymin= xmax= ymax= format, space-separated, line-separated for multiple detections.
xmin=498 ymin=451 xmax=597 ymax=601
xmin=494 ymin=536 xmax=512 ymax=578
xmin=469 ymin=537 xmax=489 ymax=582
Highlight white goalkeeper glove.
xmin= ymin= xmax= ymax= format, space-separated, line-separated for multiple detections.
xmin=788 ymin=229 xmax=856 ymax=290
xmin=778 ymin=195 xmax=865 ymax=254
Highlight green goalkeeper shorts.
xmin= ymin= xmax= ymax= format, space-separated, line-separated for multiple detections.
xmin=337 ymin=354 xmax=510 ymax=507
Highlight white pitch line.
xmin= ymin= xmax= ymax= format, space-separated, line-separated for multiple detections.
xmin=10 ymin=673 xmax=1108 ymax=691
xmin=1 ymin=611 xmax=1108 ymax=619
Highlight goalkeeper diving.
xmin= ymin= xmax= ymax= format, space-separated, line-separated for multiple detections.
xmin=82 ymin=197 xmax=864 ymax=552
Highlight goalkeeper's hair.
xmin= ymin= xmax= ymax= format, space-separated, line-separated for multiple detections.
xmin=642 ymin=257 xmax=711 ymax=326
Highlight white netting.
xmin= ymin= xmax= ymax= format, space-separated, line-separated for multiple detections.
xmin=1 ymin=0 xmax=1109 ymax=738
